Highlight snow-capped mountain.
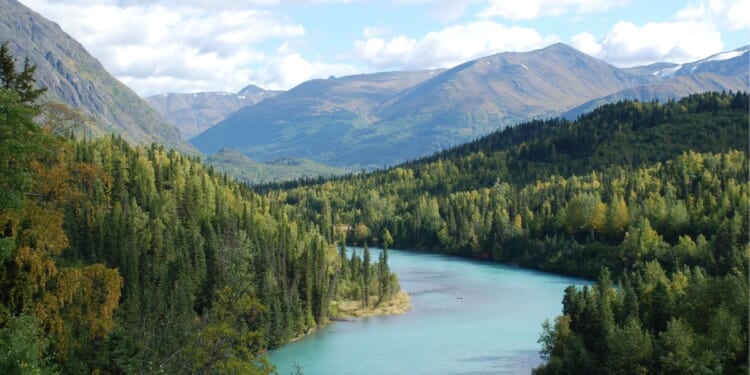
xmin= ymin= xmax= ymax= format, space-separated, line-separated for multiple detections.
xmin=653 ymin=46 xmax=749 ymax=78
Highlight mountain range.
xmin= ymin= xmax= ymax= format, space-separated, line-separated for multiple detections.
xmin=3 ymin=0 xmax=747 ymax=176
xmin=190 ymin=43 xmax=748 ymax=169
xmin=563 ymin=46 xmax=749 ymax=118
xmin=146 ymin=85 xmax=282 ymax=139
xmin=0 ymin=0 xmax=195 ymax=154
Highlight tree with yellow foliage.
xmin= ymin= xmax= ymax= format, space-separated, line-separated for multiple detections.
xmin=0 ymin=47 xmax=122 ymax=373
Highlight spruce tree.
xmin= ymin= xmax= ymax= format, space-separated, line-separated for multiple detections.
xmin=362 ymin=243 xmax=371 ymax=308
xmin=0 ymin=42 xmax=46 ymax=104
xmin=376 ymin=247 xmax=390 ymax=306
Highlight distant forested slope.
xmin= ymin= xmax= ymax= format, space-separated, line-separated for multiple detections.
xmin=205 ymin=148 xmax=346 ymax=185
xmin=276 ymin=92 xmax=747 ymax=274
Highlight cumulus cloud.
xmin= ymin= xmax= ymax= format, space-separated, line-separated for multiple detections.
xmin=675 ymin=0 xmax=750 ymax=31
xmin=570 ymin=32 xmax=601 ymax=56
xmin=21 ymin=0 xmax=309 ymax=95
xmin=478 ymin=0 xmax=626 ymax=20
xmin=354 ymin=21 xmax=556 ymax=70
xmin=257 ymin=43 xmax=360 ymax=90
xmin=569 ymin=0 xmax=745 ymax=66
xmin=572 ymin=21 xmax=723 ymax=66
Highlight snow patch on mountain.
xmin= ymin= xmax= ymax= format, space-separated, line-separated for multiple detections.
xmin=706 ymin=48 xmax=748 ymax=62
xmin=654 ymin=65 xmax=681 ymax=78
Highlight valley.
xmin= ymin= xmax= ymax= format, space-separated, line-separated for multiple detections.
xmin=0 ymin=0 xmax=748 ymax=374
xmin=146 ymin=85 xmax=283 ymax=140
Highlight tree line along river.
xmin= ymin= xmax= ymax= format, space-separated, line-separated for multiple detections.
xmin=269 ymin=247 xmax=589 ymax=375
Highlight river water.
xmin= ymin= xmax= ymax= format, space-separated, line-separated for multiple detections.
xmin=269 ymin=248 xmax=588 ymax=375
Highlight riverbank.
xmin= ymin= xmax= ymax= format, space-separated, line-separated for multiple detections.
xmin=286 ymin=291 xmax=411 ymax=344
xmin=332 ymin=290 xmax=411 ymax=319
xmin=269 ymin=248 xmax=586 ymax=374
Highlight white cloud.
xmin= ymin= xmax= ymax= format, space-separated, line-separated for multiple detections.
xmin=675 ymin=0 xmax=750 ymax=31
xmin=257 ymin=44 xmax=360 ymax=90
xmin=572 ymin=21 xmax=723 ymax=66
xmin=354 ymin=21 xmax=555 ymax=70
xmin=478 ymin=0 xmax=626 ymax=20
xmin=20 ymin=0 xmax=308 ymax=95
xmin=570 ymin=32 xmax=601 ymax=56
xmin=568 ymin=0 xmax=744 ymax=67
xmin=111 ymin=42 xmax=360 ymax=94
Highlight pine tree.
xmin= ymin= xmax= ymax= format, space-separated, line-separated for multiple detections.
xmin=376 ymin=247 xmax=390 ymax=306
xmin=0 ymin=42 xmax=46 ymax=104
xmin=362 ymin=243 xmax=371 ymax=308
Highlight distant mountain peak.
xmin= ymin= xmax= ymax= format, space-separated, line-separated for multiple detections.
xmin=535 ymin=42 xmax=587 ymax=55
xmin=212 ymin=148 xmax=257 ymax=164
xmin=191 ymin=44 xmax=650 ymax=168
xmin=564 ymin=46 xmax=748 ymax=119
xmin=146 ymin=85 xmax=283 ymax=139
xmin=238 ymin=84 xmax=266 ymax=96
xmin=192 ymin=44 xmax=747 ymax=170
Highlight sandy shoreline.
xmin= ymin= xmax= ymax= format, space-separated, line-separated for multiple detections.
xmin=332 ymin=290 xmax=412 ymax=319
xmin=285 ymin=291 xmax=411 ymax=344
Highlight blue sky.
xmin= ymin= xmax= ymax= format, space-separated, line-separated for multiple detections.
xmin=20 ymin=0 xmax=749 ymax=96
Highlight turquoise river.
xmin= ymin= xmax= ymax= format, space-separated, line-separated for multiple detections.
xmin=269 ymin=248 xmax=588 ymax=374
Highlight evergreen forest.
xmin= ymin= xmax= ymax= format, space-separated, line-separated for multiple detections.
xmin=0 ymin=45 xmax=398 ymax=374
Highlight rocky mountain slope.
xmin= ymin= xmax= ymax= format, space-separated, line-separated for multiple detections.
xmin=147 ymin=85 xmax=282 ymax=139
xmin=0 ymin=0 xmax=194 ymax=153
xmin=190 ymin=44 xmax=646 ymax=168
xmin=190 ymin=69 xmax=444 ymax=166
xmin=565 ymin=46 xmax=749 ymax=118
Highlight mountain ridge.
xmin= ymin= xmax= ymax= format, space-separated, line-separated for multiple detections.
xmin=191 ymin=69 xmax=444 ymax=163
xmin=191 ymin=43 xmax=747 ymax=169
xmin=564 ymin=47 xmax=749 ymax=119
xmin=146 ymin=86 xmax=282 ymax=139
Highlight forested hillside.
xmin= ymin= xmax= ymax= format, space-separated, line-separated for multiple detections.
xmin=272 ymin=93 xmax=747 ymax=271
xmin=0 ymin=48 xmax=397 ymax=374
xmin=205 ymin=148 xmax=346 ymax=186
xmin=271 ymin=92 xmax=749 ymax=373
